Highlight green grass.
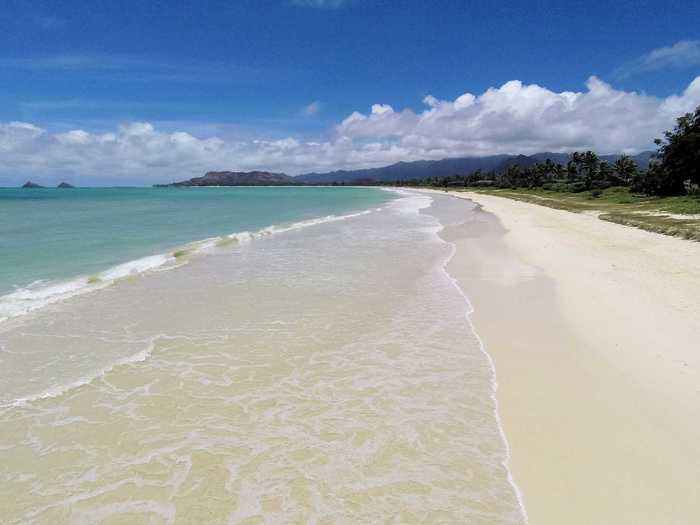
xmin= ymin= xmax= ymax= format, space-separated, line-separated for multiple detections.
xmin=652 ymin=195 xmax=700 ymax=215
xmin=446 ymin=186 xmax=700 ymax=240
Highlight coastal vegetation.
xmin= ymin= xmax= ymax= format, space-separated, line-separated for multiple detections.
xmin=394 ymin=106 xmax=700 ymax=239
xmin=403 ymin=105 xmax=700 ymax=198
xmin=461 ymin=187 xmax=700 ymax=240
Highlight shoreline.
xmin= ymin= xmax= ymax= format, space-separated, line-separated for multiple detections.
xmin=0 ymin=202 xmax=383 ymax=329
xmin=430 ymin=189 xmax=700 ymax=524
xmin=437 ymin=226 xmax=529 ymax=524
xmin=1 ymin=190 xmax=529 ymax=523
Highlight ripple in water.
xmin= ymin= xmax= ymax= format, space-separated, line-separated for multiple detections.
xmin=0 ymin=192 xmax=525 ymax=524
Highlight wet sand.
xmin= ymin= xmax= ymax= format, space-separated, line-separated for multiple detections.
xmin=0 ymin=192 xmax=526 ymax=524
xmin=434 ymin=190 xmax=700 ymax=524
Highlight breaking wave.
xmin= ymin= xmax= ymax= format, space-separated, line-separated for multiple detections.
xmin=0 ymin=208 xmax=378 ymax=325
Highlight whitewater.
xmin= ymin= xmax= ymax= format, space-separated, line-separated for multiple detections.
xmin=0 ymin=187 xmax=525 ymax=523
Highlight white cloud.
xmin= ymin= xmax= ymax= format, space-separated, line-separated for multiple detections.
xmin=55 ymin=130 xmax=91 ymax=145
xmin=0 ymin=122 xmax=45 ymax=151
xmin=336 ymin=76 xmax=700 ymax=157
xmin=303 ymin=101 xmax=322 ymax=115
xmin=616 ymin=40 xmax=700 ymax=78
xmin=1 ymin=76 xmax=699 ymax=184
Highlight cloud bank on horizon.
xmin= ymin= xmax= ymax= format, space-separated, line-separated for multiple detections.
xmin=2 ymin=75 xmax=700 ymax=184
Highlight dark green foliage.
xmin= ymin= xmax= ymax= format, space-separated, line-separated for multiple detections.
xmin=398 ymin=148 xmax=643 ymax=193
xmin=397 ymin=107 xmax=698 ymax=198
xmin=649 ymin=106 xmax=700 ymax=195
xmin=624 ymin=105 xmax=700 ymax=196
xmin=567 ymin=181 xmax=588 ymax=193
xmin=542 ymin=182 xmax=569 ymax=192
xmin=613 ymin=155 xmax=637 ymax=184
xmin=631 ymin=162 xmax=684 ymax=196
xmin=590 ymin=180 xmax=612 ymax=190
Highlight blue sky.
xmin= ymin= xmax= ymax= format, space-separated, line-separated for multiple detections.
xmin=1 ymin=0 xmax=699 ymax=184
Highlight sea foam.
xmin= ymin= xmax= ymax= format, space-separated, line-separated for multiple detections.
xmin=3 ymin=337 xmax=160 ymax=408
xmin=0 ymin=208 xmax=380 ymax=325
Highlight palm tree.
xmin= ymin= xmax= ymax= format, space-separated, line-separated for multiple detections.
xmin=582 ymin=151 xmax=599 ymax=175
xmin=581 ymin=151 xmax=600 ymax=188
xmin=613 ymin=155 xmax=638 ymax=184
xmin=569 ymin=151 xmax=587 ymax=181
xmin=504 ymin=164 xmax=522 ymax=188
xmin=598 ymin=161 xmax=613 ymax=185
xmin=553 ymin=163 xmax=566 ymax=180
xmin=536 ymin=158 xmax=555 ymax=183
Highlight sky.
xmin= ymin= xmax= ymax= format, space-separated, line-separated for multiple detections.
xmin=1 ymin=0 xmax=699 ymax=185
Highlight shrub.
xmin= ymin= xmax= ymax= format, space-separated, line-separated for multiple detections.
xmin=590 ymin=180 xmax=612 ymax=190
xmin=643 ymin=104 xmax=700 ymax=196
xmin=542 ymin=182 xmax=569 ymax=192
xmin=567 ymin=182 xmax=588 ymax=193
xmin=631 ymin=164 xmax=685 ymax=197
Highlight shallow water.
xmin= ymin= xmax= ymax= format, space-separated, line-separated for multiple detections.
xmin=0 ymin=190 xmax=525 ymax=524
xmin=0 ymin=187 xmax=391 ymax=322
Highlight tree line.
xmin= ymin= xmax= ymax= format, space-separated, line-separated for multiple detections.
xmin=392 ymin=105 xmax=700 ymax=197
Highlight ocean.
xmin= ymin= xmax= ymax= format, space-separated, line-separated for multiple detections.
xmin=0 ymin=187 xmax=525 ymax=523
xmin=0 ymin=187 xmax=391 ymax=321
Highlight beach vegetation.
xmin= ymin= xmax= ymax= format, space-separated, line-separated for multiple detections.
xmin=450 ymin=186 xmax=700 ymax=240
xmin=648 ymin=105 xmax=700 ymax=195
xmin=383 ymin=106 xmax=700 ymax=239
xmin=393 ymin=105 xmax=699 ymax=200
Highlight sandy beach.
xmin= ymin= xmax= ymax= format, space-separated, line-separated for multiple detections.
xmin=432 ymin=190 xmax=700 ymax=524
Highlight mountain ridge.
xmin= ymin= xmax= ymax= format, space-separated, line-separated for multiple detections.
xmin=155 ymin=170 xmax=296 ymax=187
xmin=156 ymin=151 xmax=655 ymax=187
xmin=294 ymin=151 xmax=654 ymax=184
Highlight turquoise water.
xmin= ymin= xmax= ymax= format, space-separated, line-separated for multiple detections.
xmin=0 ymin=190 xmax=526 ymax=523
xmin=0 ymin=187 xmax=393 ymax=319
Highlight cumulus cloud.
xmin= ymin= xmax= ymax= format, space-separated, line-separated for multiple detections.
xmin=1 ymin=76 xmax=700 ymax=184
xmin=616 ymin=40 xmax=700 ymax=78
xmin=335 ymin=76 xmax=700 ymax=157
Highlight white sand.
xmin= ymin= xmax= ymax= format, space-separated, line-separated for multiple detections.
xmin=432 ymin=190 xmax=700 ymax=524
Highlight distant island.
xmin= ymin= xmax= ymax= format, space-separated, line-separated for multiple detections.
xmin=155 ymin=151 xmax=654 ymax=187
xmin=155 ymin=171 xmax=297 ymax=187
xmin=21 ymin=181 xmax=76 ymax=188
